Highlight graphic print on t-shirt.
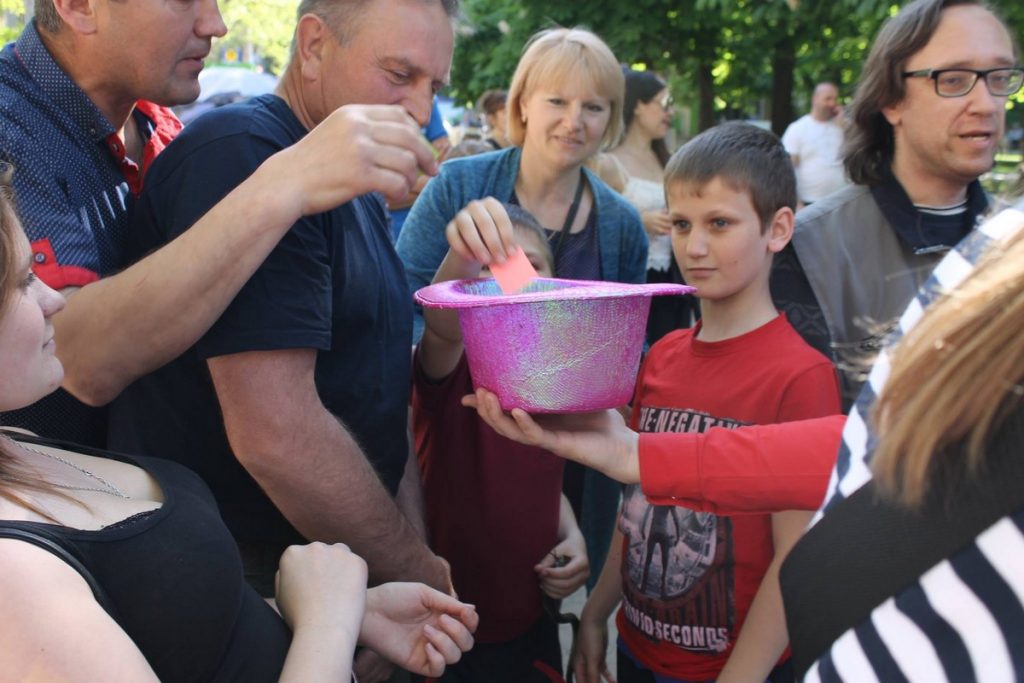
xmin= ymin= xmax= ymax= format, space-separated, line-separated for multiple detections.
xmin=620 ymin=406 xmax=743 ymax=654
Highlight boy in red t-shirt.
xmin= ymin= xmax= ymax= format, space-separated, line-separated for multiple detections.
xmin=413 ymin=200 xmax=589 ymax=682
xmin=575 ymin=122 xmax=841 ymax=683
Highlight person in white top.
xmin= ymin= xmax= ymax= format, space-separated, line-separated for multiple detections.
xmin=611 ymin=68 xmax=697 ymax=342
xmin=782 ymin=82 xmax=849 ymax=205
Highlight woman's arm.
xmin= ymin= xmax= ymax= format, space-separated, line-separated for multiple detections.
xmin=464 ymin=389 xmax=846 ymax=514
xmin=274 ymin=543 xmax=367 ymax=682
xmin=716 ymin=510 xmax=812 ymax=682
xmin=277 ymin=543 xmax=477 ymax=681
xmin=0 ymin=540 xmax=160 ymax=681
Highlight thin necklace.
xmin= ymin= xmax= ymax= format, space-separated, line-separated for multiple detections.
xmin=1 ymin=434 xmax=131 ymax=499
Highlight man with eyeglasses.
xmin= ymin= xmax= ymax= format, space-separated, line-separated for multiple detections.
xmin=771 ymin=0 xmax=1021 ymax=407
xmin=782 ymin=82 xmax=850 ymax=207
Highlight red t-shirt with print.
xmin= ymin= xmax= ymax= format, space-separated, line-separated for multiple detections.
xmin=617 ymin=314 xmax=840 ymax=680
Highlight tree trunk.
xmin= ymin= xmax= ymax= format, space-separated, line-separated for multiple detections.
xmin=770 ymin=35 xmax=796 ymax=137
xmin=697 ymin=59 xmax=715 ymax=132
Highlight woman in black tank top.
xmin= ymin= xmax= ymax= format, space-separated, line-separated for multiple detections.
xmin=0 ymin=170 xmax=476 ymax=681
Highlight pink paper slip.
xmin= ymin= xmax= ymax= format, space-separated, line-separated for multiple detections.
xmin=490 ymin=247 xmax=539 ymax=294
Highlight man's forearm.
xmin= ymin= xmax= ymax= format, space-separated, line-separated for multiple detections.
xmin=57 ymin=156 xmax=301 ymax=406
xmin=395 ymin=427 xmax=428 ymax=541
xmin=230 ymin=404 xmax=447 ymax=591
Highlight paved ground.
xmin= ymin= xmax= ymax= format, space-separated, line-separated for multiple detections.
xmin=559 ymin=586 xmax=618 ymax=679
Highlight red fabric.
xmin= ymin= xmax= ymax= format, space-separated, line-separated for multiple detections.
xmin=412 ymin=351 xmax=564 ymax=643
xmin=104 ymin=100 xmax=182 ymax=196
xmin=29 ymin=238 xmax=99 ymax=289
xmin=639 ymin=416 xmax=846 ymax=514
xmin=616 ymin=315 xmax=841 ymax=680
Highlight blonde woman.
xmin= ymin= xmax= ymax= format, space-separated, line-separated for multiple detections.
xmin=398 ymin=26 xmax=647 ymax=333
xmin=397 ymin=25 xmax=647 ymax=644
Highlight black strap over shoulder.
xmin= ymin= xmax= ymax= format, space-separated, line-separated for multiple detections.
xmin=0 ymin=524 xmax=118 ymax=619
xmin=780 ymin=406 xmax=1024 ymax=678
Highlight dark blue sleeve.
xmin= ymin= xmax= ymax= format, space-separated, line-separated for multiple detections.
xmin=423 ymin=100 xmax=447 ymax=142
xmin=132 ymin=120 xmax=331 ymax=361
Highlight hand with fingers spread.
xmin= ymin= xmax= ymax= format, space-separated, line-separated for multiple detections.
xmin=462 ymin=388 xmax=642 ymax=485
xmin=444 ymin=197 xmax=519 ymax=268
xmin=359 ymin=582 xmax=478 ymax=678
xmin=274 ymin=104 xmax=440 ymax=219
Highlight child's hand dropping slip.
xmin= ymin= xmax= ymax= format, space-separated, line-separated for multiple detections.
xmin=444 ymin=198 xmax=539 ymax=293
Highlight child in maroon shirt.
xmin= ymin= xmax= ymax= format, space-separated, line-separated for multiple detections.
xmin=413 ymin=202 xmax=589 ymax=682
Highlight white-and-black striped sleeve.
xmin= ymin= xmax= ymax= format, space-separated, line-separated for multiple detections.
xmin=808 ymin=510 xmax=1024 ymax=681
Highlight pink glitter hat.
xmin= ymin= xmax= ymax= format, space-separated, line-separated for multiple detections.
xmin=415 ymin=277 xmax=695 ymax=413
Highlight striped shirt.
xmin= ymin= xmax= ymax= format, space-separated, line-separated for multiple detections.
xmin=805 ymin=202 xmax=1024 ymax=682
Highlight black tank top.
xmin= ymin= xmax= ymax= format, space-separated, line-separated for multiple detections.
xmin=0 ymin=433 xmax=291 ymax=681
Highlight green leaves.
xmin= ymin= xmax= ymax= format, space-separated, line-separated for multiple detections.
xmin=449 ymin=0 xmax=1022 ymax=136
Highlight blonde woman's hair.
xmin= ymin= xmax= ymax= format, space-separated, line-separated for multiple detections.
xmin=872 ymin=209 xmax=1024 ymax=506
xmin=506 ymin=27 xmax=625 ymax=151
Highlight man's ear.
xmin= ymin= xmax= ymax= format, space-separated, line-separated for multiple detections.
xmin=881 ymin=99 xmax=904 ymax=127
xmin=766 ymin=206 xmax=795 ymax=254
xmin=295 ymin=14 xmax=329 ymax=82
xmin=50 ymin=0 xmax=99 ymax=35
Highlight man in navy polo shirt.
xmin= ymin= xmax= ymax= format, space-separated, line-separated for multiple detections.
xmin=0 ymin=0 xmax=439 ymax=446
xmin=108 ymin=0 xmax=456 ymax=641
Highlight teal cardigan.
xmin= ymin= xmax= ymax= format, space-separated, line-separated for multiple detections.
xmin=397 ymin=147 xmax=648 ymax=336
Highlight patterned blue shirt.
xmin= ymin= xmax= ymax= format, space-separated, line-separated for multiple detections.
xmin=0 ymin=22 xmax=180 ymax=446
xmin=0 ymin=22 xmax=179 ymax=285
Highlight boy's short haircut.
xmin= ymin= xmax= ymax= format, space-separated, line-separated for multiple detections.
xmin=664 ymin=121 xmax=797 ymax=230
xmin=504 ymin=203 xmax=555 ymax=272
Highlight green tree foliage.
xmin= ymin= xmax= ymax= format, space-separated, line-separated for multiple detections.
xmin=451 ymin=0 xmax=1024 ymax=135
xmin=215 ymin=0 xmax=298 ymax=75
xmin=1 ymin=0 xmax=27 ymax=45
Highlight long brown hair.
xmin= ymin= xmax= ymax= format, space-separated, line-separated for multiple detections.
xmin=621 ymin=68 xmax=671 ymax=167
xmin=872 ymin=205 xmax=1024 ymax=506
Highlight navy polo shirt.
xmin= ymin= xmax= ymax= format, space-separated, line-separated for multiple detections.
xmin=0 ymin=22 xmax=181 ymax=446
xmin=108 ymin=94 xmax=413 ymax=549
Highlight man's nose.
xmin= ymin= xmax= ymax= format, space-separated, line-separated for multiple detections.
xmin=405 ymin=86 xmax=436 ymax=128
xmin=967 ymin=75 xmax=1002 ymax=115
xmin=198 ymin=0 xmax=228 ymax=39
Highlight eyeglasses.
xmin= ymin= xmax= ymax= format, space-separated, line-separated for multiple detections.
xmin=657 ymin=94 xmax=675 ymax=110
xmin=901 ymin=67 xmax=1024 ymax=97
